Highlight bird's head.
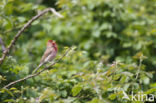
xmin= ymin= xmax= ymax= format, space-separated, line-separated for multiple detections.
xmin=47 ymin=40 xmax=57 ymax=51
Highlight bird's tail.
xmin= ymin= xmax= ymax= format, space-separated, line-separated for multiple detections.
xmin=33 ymin=62 xmax=44 ymax=74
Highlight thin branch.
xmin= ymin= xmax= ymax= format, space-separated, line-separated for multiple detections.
xmin=135 ymin=58 xmax=142 ymax=80
xmin=0 ymin=8 xmax=63 ymax=65
xmin=0 ymin=37 xmax=6 ymax=52
xmin=3 ymin=47 xmax=71 ymax=89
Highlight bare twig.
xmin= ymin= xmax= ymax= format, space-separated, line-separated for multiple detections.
xmin=3 ymin=47 xmax=71 ymax=89
xmin=0 ymin=8 xmax=63 ymax=65
xmin=0 ymin=37 xmax=6 ymax=52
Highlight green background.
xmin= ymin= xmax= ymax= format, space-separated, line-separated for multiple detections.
xmin=0 ymin=0 xmax=156 ymax=103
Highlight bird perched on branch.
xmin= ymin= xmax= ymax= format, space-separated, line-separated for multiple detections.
xmin=33 ymin=40 xmax=57 ymax=73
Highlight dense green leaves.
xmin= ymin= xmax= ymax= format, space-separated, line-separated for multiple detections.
xmin=0 ymin=0 xmax=156 ymax=103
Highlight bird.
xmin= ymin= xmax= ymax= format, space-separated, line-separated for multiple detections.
xmin=33 ymin=40 xmax=57 ymax=73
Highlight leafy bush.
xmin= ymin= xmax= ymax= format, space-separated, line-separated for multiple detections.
xmin=0 ymin=0 xmax=156 ymax=103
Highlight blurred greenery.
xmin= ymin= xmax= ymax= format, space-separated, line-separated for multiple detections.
xmin=0 ymin=0 xmax=156 ymax=103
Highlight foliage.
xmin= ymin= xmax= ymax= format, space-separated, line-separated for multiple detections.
xmin=0 ymin=0 xmax=156 ymax=103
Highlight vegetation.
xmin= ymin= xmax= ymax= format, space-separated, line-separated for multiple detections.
xmin=0 ymin=0 xmax=156 ymax=103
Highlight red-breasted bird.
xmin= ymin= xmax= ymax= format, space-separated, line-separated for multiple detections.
xmin=33 ymin=40 xmax=57 ymax=73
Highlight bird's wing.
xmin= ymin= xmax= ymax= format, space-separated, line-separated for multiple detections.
xmin=40 ymin=48 xmax=52 ymax=64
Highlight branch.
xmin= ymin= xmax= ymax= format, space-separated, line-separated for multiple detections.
xmin=0 ymin=37 xmax=6 ymax=52
xmin=135 ymin=58 xmax=143 ymax=80
xmin=0 ymin=8 xmax=63 ymax=65
xmin=3 ymin=47 xmax=71 ymax=89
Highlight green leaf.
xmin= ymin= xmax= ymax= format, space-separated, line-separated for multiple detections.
xmin=92 ymin=30 xmax=100 ymax=38
xmin=4 ymin=99 xmax=15 ymax=102
xmin=61 ymin=90 xmax=67 ymax=97
xmin=108 ymin=93 xmax=117 ymax=100
xmin=145 ymin=88 xmax=156 ymax=94
xmin=113 ymin=74 xmax=121 ymax=80
xmin=18 ymin=17 xmax=26 ymax=22
xmin=5 ymin=89 xmax=14 ymax=97
xmin=32 ymin=20 xmax=39 ymax=25
xmin=87 ymin=98 xmax=99 ymax=103
xmin=72 ymin=84 xmax=82 ymax=96
xmin=143 ymin=77 xmax=150 ymax=85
